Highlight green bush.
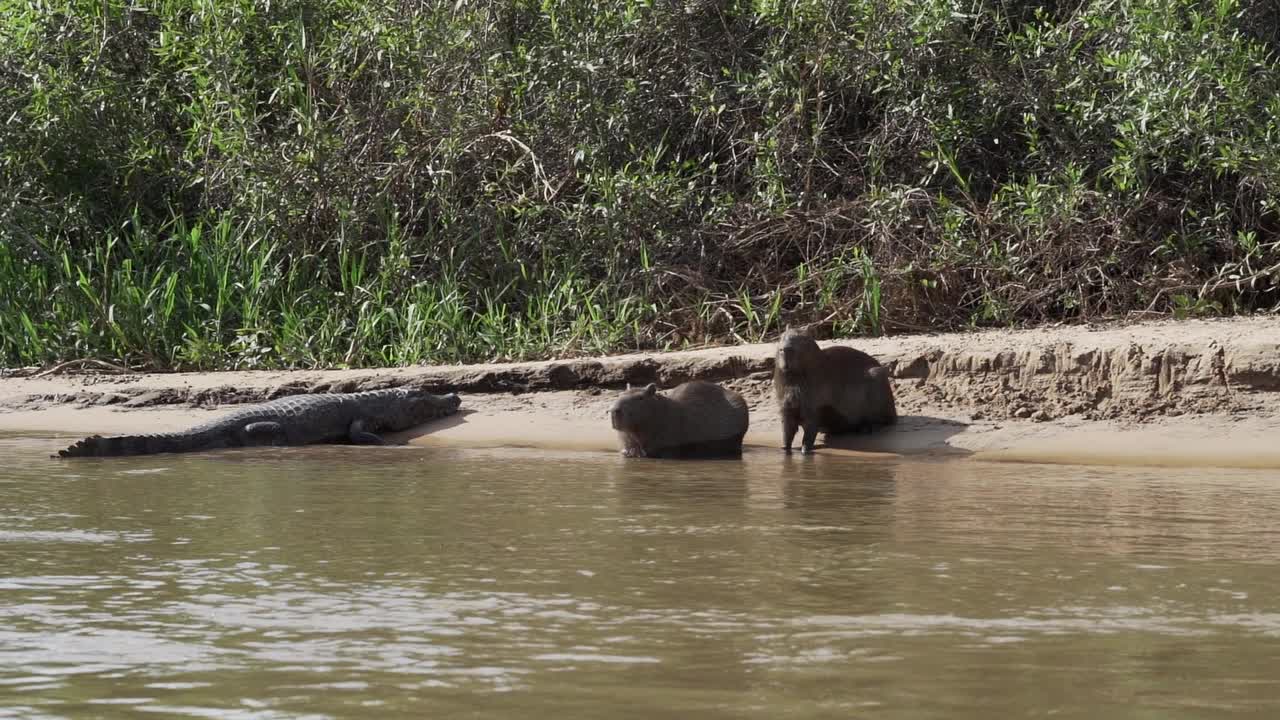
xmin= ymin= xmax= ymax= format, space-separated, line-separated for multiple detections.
xmin=2 ymin=0 xmax=1278 ymax=369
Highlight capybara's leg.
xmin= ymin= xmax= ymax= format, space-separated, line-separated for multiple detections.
xmin=800 ymin=424 xmax=819 ymax=454
xmin=782 ymin=413 xmax=799 ymax=453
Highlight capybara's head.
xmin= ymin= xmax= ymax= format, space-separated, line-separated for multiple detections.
xmin=610 ymin=383 xmax=659 ymax=432
xmin=776 ymin=327 xmax=821 ymax=375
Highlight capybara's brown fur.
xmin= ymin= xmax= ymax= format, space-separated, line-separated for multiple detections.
xmin=610 ymin=381 xmax=750 ymax=459
xmin=772 ymin=327 xmax=896 ymax=453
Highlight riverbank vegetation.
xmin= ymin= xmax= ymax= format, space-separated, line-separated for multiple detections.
xmin=3 ymin=0 xmax=1279 ymax=369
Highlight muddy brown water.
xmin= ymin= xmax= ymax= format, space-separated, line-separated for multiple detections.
xmin=3 ymin=435 xmax=1280 ymax=718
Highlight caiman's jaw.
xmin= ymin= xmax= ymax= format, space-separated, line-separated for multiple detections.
xmin=378 ymin=389 xmax=464 ymax=430
xmin=414 ymin=390 xmax=461 ymax=421
xmin=440 ymin=392 xmax=462 ymax=415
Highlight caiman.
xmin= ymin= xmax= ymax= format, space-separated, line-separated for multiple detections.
xmin=55 ymin=387 xmax=462 ymax=458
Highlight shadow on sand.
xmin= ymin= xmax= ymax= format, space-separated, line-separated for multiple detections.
xmin=815 ymin=415 xmax=971 ymax=457
xmin=390 ymin=407 xmax=473 ymax=444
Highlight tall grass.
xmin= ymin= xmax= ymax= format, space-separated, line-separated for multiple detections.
xmin=0 ymin=213 xmax=654 ymax=369
xmin=2 ymin=0 xmax=1279 ymax=369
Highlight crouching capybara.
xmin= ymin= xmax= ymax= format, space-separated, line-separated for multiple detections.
xmin=773 ymin=327 xmax=896 ymax=454
xmin=610 ymin=381 xmax=750 ymax=459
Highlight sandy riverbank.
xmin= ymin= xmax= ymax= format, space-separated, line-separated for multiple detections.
xmin=4 ymin=317 xmax=1280 ymax=468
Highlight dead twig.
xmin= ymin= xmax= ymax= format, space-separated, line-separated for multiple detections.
xmin=27 ymin=358 xmax=136 ymax=379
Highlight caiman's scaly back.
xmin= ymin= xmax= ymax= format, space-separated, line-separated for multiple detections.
xmin=56 ymin=388 xmax=461 ymax=458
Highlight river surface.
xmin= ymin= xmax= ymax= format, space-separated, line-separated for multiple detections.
xmin=3 ymin=434 xmax=1280 ymax=718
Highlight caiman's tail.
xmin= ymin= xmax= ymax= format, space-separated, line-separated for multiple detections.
xmin=56 ymin=432 xmax=209 ymax=458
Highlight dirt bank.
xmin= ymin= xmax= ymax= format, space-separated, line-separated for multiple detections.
xmin=4 ymin=317 xmax=1280 ymax=468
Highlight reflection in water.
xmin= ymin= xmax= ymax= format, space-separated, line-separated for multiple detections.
xmin=781 ymin=456 xmax=897 ymax=531
xmin=3 ymin=437 xmax=1280 ymax=718
xmin=616 ymin=459 xmax=749 ymax=509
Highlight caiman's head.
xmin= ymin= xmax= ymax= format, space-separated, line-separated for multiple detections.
xmin=384 ymin=388 xmax=462 ymax=430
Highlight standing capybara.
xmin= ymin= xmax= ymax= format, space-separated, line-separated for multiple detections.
xmin=773 ymin=327 xmax=896 ymax=454
xmin=610 ymin=381 xmax=750 ymax=459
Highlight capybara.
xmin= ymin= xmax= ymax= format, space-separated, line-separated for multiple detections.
xmin=610 ymin=381 xmax=750 ymax=459
xmin=773 ymin=327 xmax=896 ymax=454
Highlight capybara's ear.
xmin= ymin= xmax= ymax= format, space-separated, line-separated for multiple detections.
xmin=644 ymin=383 xmax=658 ymax=396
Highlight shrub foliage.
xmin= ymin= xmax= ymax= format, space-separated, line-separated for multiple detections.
xmin=2 ymin=0 xmax=1278 ymax=369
